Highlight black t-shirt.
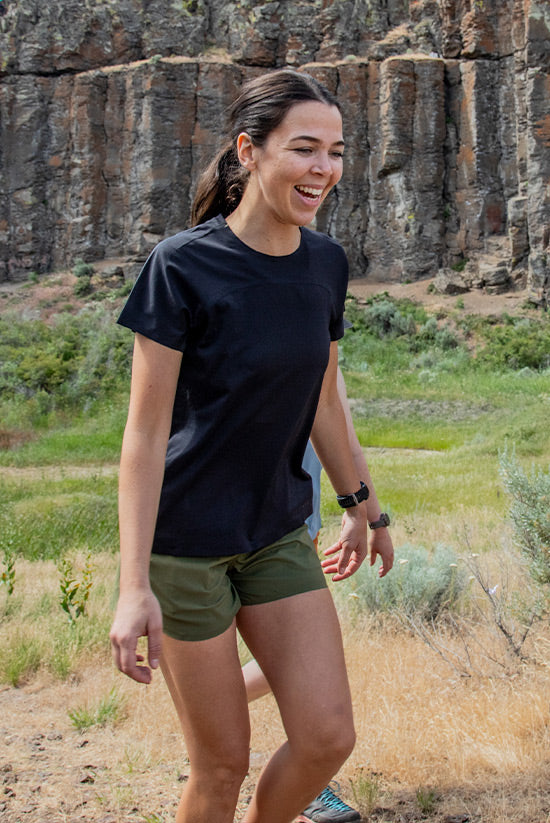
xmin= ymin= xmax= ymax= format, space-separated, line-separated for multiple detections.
xmin=118 ymin=214 xmax=348 ymax=557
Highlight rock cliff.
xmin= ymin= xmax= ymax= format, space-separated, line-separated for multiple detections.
xmin=1 ymin=0 xmax=549 ymax=301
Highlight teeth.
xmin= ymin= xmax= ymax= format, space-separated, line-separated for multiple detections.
xmin=296 ymin=185 xmax=323 ymax=197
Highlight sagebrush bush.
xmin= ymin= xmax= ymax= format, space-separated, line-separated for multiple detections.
xmin=336 ymin=543 xmax=467 ymax=621
xmin=72 ymin=258 xmax=95 ymax=279
xmin=500 ymin=450 xmax=550 ymax=585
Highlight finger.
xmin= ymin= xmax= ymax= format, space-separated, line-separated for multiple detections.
xmin=118 ymin=638 xmax=153 ymax=684
xmin=148 ymin=626 xmax=163 ymax=671
xmin=337 ymin=545 xmax=353 ymax=576
xmin=321 ymin=558 xmax=340 ymax=575
xmin=322 ymin=540 xmax=342 ymax=557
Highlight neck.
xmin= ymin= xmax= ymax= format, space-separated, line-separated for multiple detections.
xmin=226 ymin=200 xmax=301 ymax=257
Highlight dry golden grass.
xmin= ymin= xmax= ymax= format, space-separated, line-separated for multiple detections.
xmin=1 ymin=550 xmax=550 ymax=822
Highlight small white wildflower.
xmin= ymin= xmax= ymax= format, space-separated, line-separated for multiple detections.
xmin=468 ymin=575 xmax=476 ymax=581
xmin=349 ymin=592 xmax=360 ymax=600
xmin=399 ymin=558 xmax=409 ymax=565
xmin=471 ymin=553 xmax=480 ymax=558
xmin=449 ymin=563 xmax=458 ymax=568
xmin=489 ymin=584 xmax=499 ymax=595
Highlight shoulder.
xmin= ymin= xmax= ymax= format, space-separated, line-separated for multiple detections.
xmin=301 ymin=228 xmax=348 ymax=263
xmin=153 ymin=215 xmax=226 ymax=260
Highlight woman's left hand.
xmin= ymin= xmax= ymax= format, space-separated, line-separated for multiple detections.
xmin=321 ymin=508 xmax=369 ymax=580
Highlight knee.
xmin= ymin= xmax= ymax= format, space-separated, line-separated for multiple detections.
xmin=295 ymin=716 xmax=356 ymax=770
xmin=192 ymin=743 xmax=250 ymax=790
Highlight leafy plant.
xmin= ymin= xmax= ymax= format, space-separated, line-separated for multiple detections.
xmin=0 ymin=548 xmax=16 ymax=596
xmin=58 ymin=553 xmax=93 ymax=625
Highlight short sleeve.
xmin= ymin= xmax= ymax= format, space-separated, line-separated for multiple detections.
xmin=328 ymin=243 xmax=348 ymax=342
xmin=117 ymin=240 xmax=191 ymax=352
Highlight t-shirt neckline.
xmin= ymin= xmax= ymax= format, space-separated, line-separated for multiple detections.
xmin=218 ymin=215 xmax=305 ymax=261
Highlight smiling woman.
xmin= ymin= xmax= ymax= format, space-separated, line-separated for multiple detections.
xmin=110 ymin=69 xmax=392 ymax=823
xmin=226 ymin=100 xmax=344 ymax=253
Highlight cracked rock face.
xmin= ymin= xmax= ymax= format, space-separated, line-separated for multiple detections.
xmin=0 ymin=0 xmax=548 ymax=301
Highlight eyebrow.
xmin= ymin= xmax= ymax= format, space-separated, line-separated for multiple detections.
xmin=289 ymin=135 xmax=345 ymax=147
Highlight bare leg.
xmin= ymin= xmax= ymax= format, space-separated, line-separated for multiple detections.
xmin=160 ymin=621 xmax=250 ymax=823
xmin=242 ymin=658 xmax=271 ymax=702
xmin=242 ymin=535 xmax=319 ymax=705
xmin=237 ymin=588 xmax=356 ymax=823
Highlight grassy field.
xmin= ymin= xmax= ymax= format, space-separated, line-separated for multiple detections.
xmin=0 ymin=274 xmax=549 ymax=822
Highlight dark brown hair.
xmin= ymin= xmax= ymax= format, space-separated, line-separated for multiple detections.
xmin=191 ymin=69 xmax=340 ymax=226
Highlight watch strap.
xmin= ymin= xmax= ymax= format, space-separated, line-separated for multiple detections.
xmin=336 ymin=481 xmax=369 ymax=509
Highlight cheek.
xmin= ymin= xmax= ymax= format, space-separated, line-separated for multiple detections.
xmin=331 ymin=163 xmax=343 ymax=186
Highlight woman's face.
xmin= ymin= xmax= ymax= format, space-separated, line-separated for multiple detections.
xmin=240 ymin=100 xmax=344 ymax=228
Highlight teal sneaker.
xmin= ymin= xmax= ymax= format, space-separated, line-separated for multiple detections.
xmin=297 ymin=782 xmax=361 ymax=823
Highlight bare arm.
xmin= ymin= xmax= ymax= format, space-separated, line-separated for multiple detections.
xmin=310 ymin=342 xmax=368 ymax=581
xmin=327 ymin=368 xmax=394 ymax=578
xmin=110 ymin=334 xmax=183 ymax=684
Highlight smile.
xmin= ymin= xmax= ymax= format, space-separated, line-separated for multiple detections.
xmin=295 ymin=185 xmax=323 ymax=200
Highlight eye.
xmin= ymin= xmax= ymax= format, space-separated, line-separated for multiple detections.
xmin=294 ymin=147 xmax=313 ymax=154
xmin=331 ymin=151 xmax=344 ymax=159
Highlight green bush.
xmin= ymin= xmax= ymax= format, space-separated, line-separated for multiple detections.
xmin=73 ymin=258 xmax=95 ymax=279
xmin=500 ymin=451 xmax=550 ymax=585
xmin=0 ymin=306 xmax=132 ymax=423
xmin=336 ymin=543 xmax=467 ymax=621
xmin=478 ymin=319 xmax=550 ymax=370
xmin=74 ymin=275 xmax=93 ymax=297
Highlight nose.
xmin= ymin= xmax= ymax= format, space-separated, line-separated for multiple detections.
xmin=311 ymin=152 xmax=332 ymax=175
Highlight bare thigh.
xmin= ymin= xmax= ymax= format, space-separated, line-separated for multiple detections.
xmin=237 ymin=588 xmax=354 ymax=751
xmin=160 ymin=620 xmax=251 ymax=774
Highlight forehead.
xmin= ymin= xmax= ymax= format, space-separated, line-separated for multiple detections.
xmin=273 ymin=100 xmax=343 ymax=143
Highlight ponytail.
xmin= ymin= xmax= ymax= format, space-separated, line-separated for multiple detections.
xmin=191 ymin=142 xmax=248 ymax=226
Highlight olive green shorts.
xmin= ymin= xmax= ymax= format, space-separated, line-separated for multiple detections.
xmin=149 ymin=525 xmax=327 ymax=642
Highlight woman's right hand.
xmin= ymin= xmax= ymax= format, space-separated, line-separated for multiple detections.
xmin=110 ymin=588 xmax=163 ymax=684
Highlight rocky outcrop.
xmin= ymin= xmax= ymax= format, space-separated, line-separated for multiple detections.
xmin=0 ymin=0 xmax=549 ymax=303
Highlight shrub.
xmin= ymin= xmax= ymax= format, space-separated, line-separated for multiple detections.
xmin=500 ymin=451 xmax=550 ymax=586
xmin=337 ymin=543 xmax=466 ymax=621
xmin=475 ymin=317 xmax=550 ymax=371
xmin=74 ymin=275 xmax=93 ymax=297
xmin=73 ymin=258 xmax=95 ymax=279
xmin=0 ymin=306 xmax=132 ymax=422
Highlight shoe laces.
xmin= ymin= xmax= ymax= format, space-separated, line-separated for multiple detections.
xmin=317 ymin=781 xmax=354 ymax=812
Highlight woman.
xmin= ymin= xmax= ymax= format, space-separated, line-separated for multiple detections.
xmin=110 ymin=69 xmax=391 ymax=823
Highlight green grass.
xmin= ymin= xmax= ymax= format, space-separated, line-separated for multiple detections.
xmin=1 ymin=473 xmax=118 ymax=560
xmin=68 ymin=687 xmax=127 ymax=731
xmin=0 ymin=289 xmax=549 ymax=683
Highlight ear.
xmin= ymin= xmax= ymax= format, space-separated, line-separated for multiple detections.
xmin=236 ymin=132 xmax=257 ymax=170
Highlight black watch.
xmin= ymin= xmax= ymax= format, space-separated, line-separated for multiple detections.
xmin=336 ymin=481 xmax=369 ymax=509
xmin=369 ymin=512 xmax=390 ymax=530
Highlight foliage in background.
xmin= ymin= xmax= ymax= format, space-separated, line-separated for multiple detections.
xmin=336 ymin=543 xmax=467 ymax=622
xmin=499 ymin=450 xmax=550 ymax=586
xmin=460 ymin=313 xmax=550 ymax=371
xmin=0 ymin=304 xmax=132 ymax=427
xmin=341 ymin=293 xmax=550 ymax=376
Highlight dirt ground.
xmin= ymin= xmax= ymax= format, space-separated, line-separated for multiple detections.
xmin=347 ymin=277 xmax=531 ymax=317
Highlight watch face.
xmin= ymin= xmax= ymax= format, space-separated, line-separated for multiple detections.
xmin=371 ymin=513 xmax=390 ymax=529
